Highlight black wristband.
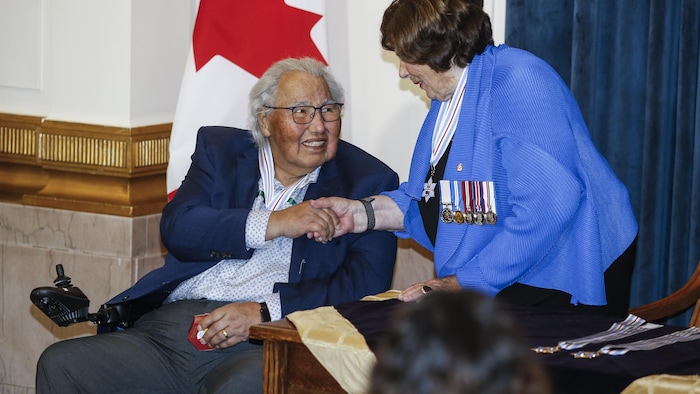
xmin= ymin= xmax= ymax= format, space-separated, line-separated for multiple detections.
xmin=259 ymin=302 xmax=271 ymax=322
xmin=360 ymin=197 xmax=375 ymax=231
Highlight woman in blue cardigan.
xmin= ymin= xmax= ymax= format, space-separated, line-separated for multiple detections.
xmin=313 ymin=0 xmax=638 ymax=317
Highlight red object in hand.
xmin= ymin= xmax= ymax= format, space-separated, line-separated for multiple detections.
xmin=188 ymin=313 xmax=215 ymax=351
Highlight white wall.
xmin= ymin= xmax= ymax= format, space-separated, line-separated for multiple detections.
xmin=0 ymin=0 xmax=49 ymax=114
xmin=0 ymin=0 xmax=505 ymax=181
xmin=0 ymin=0 xmax=191 ymax=127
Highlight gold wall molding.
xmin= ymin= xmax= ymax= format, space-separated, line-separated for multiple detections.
xmin=0 ymin=113 xmax=170 ymax=216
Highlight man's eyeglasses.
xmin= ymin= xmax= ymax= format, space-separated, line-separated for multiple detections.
xmin=264 ymin=103 xmax=344 ymax=124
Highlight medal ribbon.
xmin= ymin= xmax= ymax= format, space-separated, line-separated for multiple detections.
xmin=452 ymin=181 xmax=461 ymax=214
xmin=473 ymin=181 xmax=483 ymax=214
xmin=532 ymin=314 xmax=660 ymax=354
xmin=599 ymin=326 xmax=700 ymax=356
xmin=439 ymin=180 xmax=452 ymax=209
xmin=558 ymin=314 xmax=658 ymax=350
xmin=258 ymin=141 xmax=315 ymax=211
xmin=463 ymin=181 xmax=470 ymax=213
xmin=484 ymin=181 xmax=495 ymax=214
xmin=430 ymin=66 xmax=469 ymax=167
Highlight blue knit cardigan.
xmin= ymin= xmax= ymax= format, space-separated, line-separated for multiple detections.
xmin=386 ymin=44 xmax=638 ymax=306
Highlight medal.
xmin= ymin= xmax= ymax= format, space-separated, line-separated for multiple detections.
xmin=452 ymin=181 xmax=464 ymax=224
xmin=475 ymin=212 xmax=485 ymax=225
xmin=423 ymin=166 xmax=436 ymax=202
xmin=439 ymin=180 xmax=454 ymax=223
xmin=486 ymin=211 xmax=497 ymax=225
xmin=463 ymin=181 xmax=474 ymax=225
xmin=423 ymin=178 xmax=436 ymax=202
xmin=484 ymin=181 xmax=497 ymax=225
xmin=474 ymin=181 xmax=484 ymax=226
xmin=465 ymin=211 xmax=474 ymax=225
xmin=441 ymin=207 xmax=454 ymax=223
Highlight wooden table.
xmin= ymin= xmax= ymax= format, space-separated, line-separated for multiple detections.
xmin=250 ymin=300 xmax=700 ymax=394
xmin=249 ymin=319 xmax=345 ymax=394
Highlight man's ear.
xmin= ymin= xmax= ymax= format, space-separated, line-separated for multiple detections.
xmin=258 ymin=111 xmax=272 ymax=138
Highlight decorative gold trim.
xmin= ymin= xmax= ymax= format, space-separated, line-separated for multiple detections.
xmin=41 ymin=134 xmax=129 ymax=168
xmin=0 ymin=113 xmax=41 ymax=164
xmin=0 ymin=126 xmax=36 ymax=157
xmin=0 ymin=113 xmax=171 ymax=216
xmin=135 ymin=138 xmax=170 ymax=168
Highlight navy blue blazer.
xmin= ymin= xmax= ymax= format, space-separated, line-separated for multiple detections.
xmin=103 ymin=126 xmax=398 ymax=325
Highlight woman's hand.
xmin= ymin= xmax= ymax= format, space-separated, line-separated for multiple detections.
xmin=398 ymin=275 xmax=462 ymax=302
xmin=309 ymin=197 xmax=364 ymax=237
xmin=310 ymin=195 xmax=405 ymax=241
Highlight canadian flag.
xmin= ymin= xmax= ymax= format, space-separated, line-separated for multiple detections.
xmin=167 ymin=0 xmax=328 ymax=199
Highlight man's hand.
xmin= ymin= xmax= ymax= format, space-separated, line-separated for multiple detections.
xmin=266 ymin=201 xmax=339 ymax=243
xmin=398 ymin=275 xmax=462 ymax=302
xmin=197 ymin=302 xmax=260 ymax=349
xmin=309 ymin=197 xmax=364 ymax=237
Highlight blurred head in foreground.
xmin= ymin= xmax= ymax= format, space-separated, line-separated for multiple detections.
xmin=368 ymin=291 xmax=551 ymax=394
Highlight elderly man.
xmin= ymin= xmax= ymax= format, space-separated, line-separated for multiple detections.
xmin=36 ymin=57 xmax=398 ymax=393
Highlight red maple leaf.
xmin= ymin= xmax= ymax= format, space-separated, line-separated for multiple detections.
xmin=192 ymin=0 xmax=326 ymax=77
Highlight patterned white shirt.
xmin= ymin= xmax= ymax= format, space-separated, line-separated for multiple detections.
xmin=165 ymin=168 xmax=320 ymax=321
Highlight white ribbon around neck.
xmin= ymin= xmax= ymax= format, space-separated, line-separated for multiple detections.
xmin=258 ymin=141 xmax=314 ymax=211
xmin=429 ymin=65 xmax=469 ymax=167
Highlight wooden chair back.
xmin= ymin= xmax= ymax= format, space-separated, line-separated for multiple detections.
xmin=629 ymin=261 xmax=700 ymax=327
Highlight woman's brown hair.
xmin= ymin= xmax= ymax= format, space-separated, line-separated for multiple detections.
xmin=380 ymin=0 xmax=494 ymax=72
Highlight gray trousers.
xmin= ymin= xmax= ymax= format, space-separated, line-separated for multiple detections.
xmin=36 ymin=300 xmax=263 ymax=394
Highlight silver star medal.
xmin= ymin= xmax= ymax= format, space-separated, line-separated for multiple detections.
xmin=423 ymin=177 xmax=436 ymax=202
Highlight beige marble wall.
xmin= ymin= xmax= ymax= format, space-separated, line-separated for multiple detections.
xmin=0 ymin=202 xmax=165 ymax=393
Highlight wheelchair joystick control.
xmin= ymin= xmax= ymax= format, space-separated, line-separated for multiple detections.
xmin=53 ymin=264 xmax=73 ymax=288
xmin=30 ymin=264 xmax=90 ymax=327
xmin=31 ymin=264 xmax=134 ymax=328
